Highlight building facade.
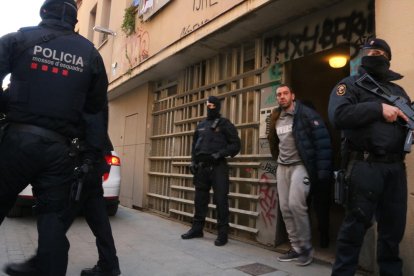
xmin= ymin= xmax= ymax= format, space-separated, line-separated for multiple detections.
xmin=76 ymin=0 xmax=414 ymax=274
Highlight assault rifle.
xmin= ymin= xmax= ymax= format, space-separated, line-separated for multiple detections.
xmin=356 ymin=73 xmax=414 ymax=153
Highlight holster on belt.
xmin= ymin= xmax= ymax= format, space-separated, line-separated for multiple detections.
xmin=334 ymin=138 xmax=351 ymax=206
xmin=194 ymin=154 xmax=218 ymax=166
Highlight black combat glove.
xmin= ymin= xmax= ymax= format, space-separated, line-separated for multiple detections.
xmin=189 ymin=161 xmax=198 ymax=175
xmin=211 ymin=152 xmax=221 ymax=160
xmin=81 ymin=158 xmax=94 ymax=173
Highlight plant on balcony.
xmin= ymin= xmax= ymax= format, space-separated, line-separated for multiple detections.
xmin=121 ymin=5 xmax=137 ymax=36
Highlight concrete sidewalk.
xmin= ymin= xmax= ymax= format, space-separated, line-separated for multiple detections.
xmin=0 ymin=206 xmax=335 ymax=276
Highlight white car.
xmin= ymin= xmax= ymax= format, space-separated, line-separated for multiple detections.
xmin=7 ymin=151 xmax=121 ymax=217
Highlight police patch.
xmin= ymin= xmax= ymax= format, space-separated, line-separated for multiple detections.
xmin=336 ymin=84 xmax=346 ymax=96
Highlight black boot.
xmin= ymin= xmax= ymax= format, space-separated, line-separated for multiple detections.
xmin=181 ymin=221 xmax=204 ymax=239
xmin=181 ymin=228 xmax=203 ymax=239
xmin=3 ymin=257 xmax=38 ymax=276
xmin=214 ymin=233 xmax=228 ymax=246
xmin=81 ymin=265 xmax=121 ymax=276
xmin=214 ymin=225 xmax=228 ymax=246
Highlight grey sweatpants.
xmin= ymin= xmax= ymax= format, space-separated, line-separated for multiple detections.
xmin=276 ymin=163 xmax=312 ymax=252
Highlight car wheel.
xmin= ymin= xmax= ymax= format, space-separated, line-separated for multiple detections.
xmin=107 ymin=204 xmax=118 ymax=216
xmin=7 ymin=205 xmax=23 ymax=218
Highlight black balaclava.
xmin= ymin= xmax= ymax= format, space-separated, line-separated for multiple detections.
xmin=360 ymin=55 xmax=403 ymax=81
xmin=361 ymin=55 xmax=390 ymax=78
xmin=40 ymin=0 xmax=78 ymax=27
xmin=360 ymin=38 xmax=402 ymax=81
xmin=207 ymin=96 xmax=221 ymax=120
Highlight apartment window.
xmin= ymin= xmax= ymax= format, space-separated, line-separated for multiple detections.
xmin=87 ymin=4 xmax=97 ymax=42
xmin=99 ymin=0 xmax=112 ymax=43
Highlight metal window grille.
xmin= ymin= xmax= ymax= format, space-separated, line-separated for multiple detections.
xmin=148 ymin=39 xmax=280 ymax=241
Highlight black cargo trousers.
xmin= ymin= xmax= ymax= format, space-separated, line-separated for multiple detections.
xmin=332 ymin=160 xmax=407 ymax=276
xmin=193 ymin=159 xmax=229 ymax=231
xmin=61 ymin=159 xmax=119 ymax=272
xmin=0 ymin=129 xmax=75 ymax=276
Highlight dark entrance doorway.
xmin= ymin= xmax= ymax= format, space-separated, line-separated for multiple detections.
xmin=286 ymin=44 xmax=350 ymax=262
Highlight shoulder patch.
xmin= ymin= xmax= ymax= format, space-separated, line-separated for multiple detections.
xmin=336 ymin=84 xmax=346 ymax=96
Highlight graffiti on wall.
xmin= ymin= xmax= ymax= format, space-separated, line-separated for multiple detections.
xmin=181 ymin=0 xmax=218 ymax=37
xmin=193 ymin=0 xmax=218 ymax=11
xmin=258 ymin=161 xmax=277 ymax=227
xmin=180 ymin=0 xmax=244 ymax=38
xmin=123 ymin=27 xmax=151 ymax=71
xmin=259 ymin=63 xmax=282 ymax=139
xmin=264 ymin=1 xmax=374 ymax=63
xmin=261 ymin=161 xmax=276 ymax=176
xmin=260 ymin=140 xmax=270 ymax=150
xmin=181 ymin=19 xmax=210 ymax=38
xmin=267 ymin=63 xmax=282 ymax=105
xmin=260 ymin=63 xmax=282 ymax=109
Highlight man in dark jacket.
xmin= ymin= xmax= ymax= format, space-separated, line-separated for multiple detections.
xmin=329 ymin=38 xmax=409 ymax=276
xmin=268 ymin=84 xmax=333 ymax=266
xmin=181 ymin=96 xmax=241 ymax=246
xmin=0 ymin=0 xmax=108 ymax=275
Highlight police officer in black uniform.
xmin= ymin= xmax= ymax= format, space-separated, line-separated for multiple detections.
xmin=76 ymin=110 xmax=121 ymax=276
xmin=0 ymin=0 xmax=108 ymax=275
xmin=329 ymin=38 xmax=409 ymax=276
xmin=181 ymin=96 xmax=241 ymax=246
xmin=5 ymin=111 xmax=121 ymax=276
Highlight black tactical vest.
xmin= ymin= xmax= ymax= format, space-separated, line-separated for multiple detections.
xmin=194 ymin=118 xmax=228 ymax=155
xmin=8 ymin=26 xmax=94 ymax=123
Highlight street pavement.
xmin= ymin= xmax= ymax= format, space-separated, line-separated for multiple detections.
xmin=0 ymin=206 xmax=337 ymax=276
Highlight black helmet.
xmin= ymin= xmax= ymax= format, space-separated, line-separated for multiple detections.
xmin=40 ymin=0 xmax=78 ymax=26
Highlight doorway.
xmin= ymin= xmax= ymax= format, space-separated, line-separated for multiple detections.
xmin=287 ymin=44 xmax=350 ymax=262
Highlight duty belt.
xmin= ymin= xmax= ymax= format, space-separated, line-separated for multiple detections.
xmin=195 ymin=153 xmax=225 ymax=167
xmin=198 ymin=161 xmax=216 ymax=168
xmin=8 ymin=123 xmax=68 ymax=144
xmin=349 ymin=151 xmax=405 ymax=163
